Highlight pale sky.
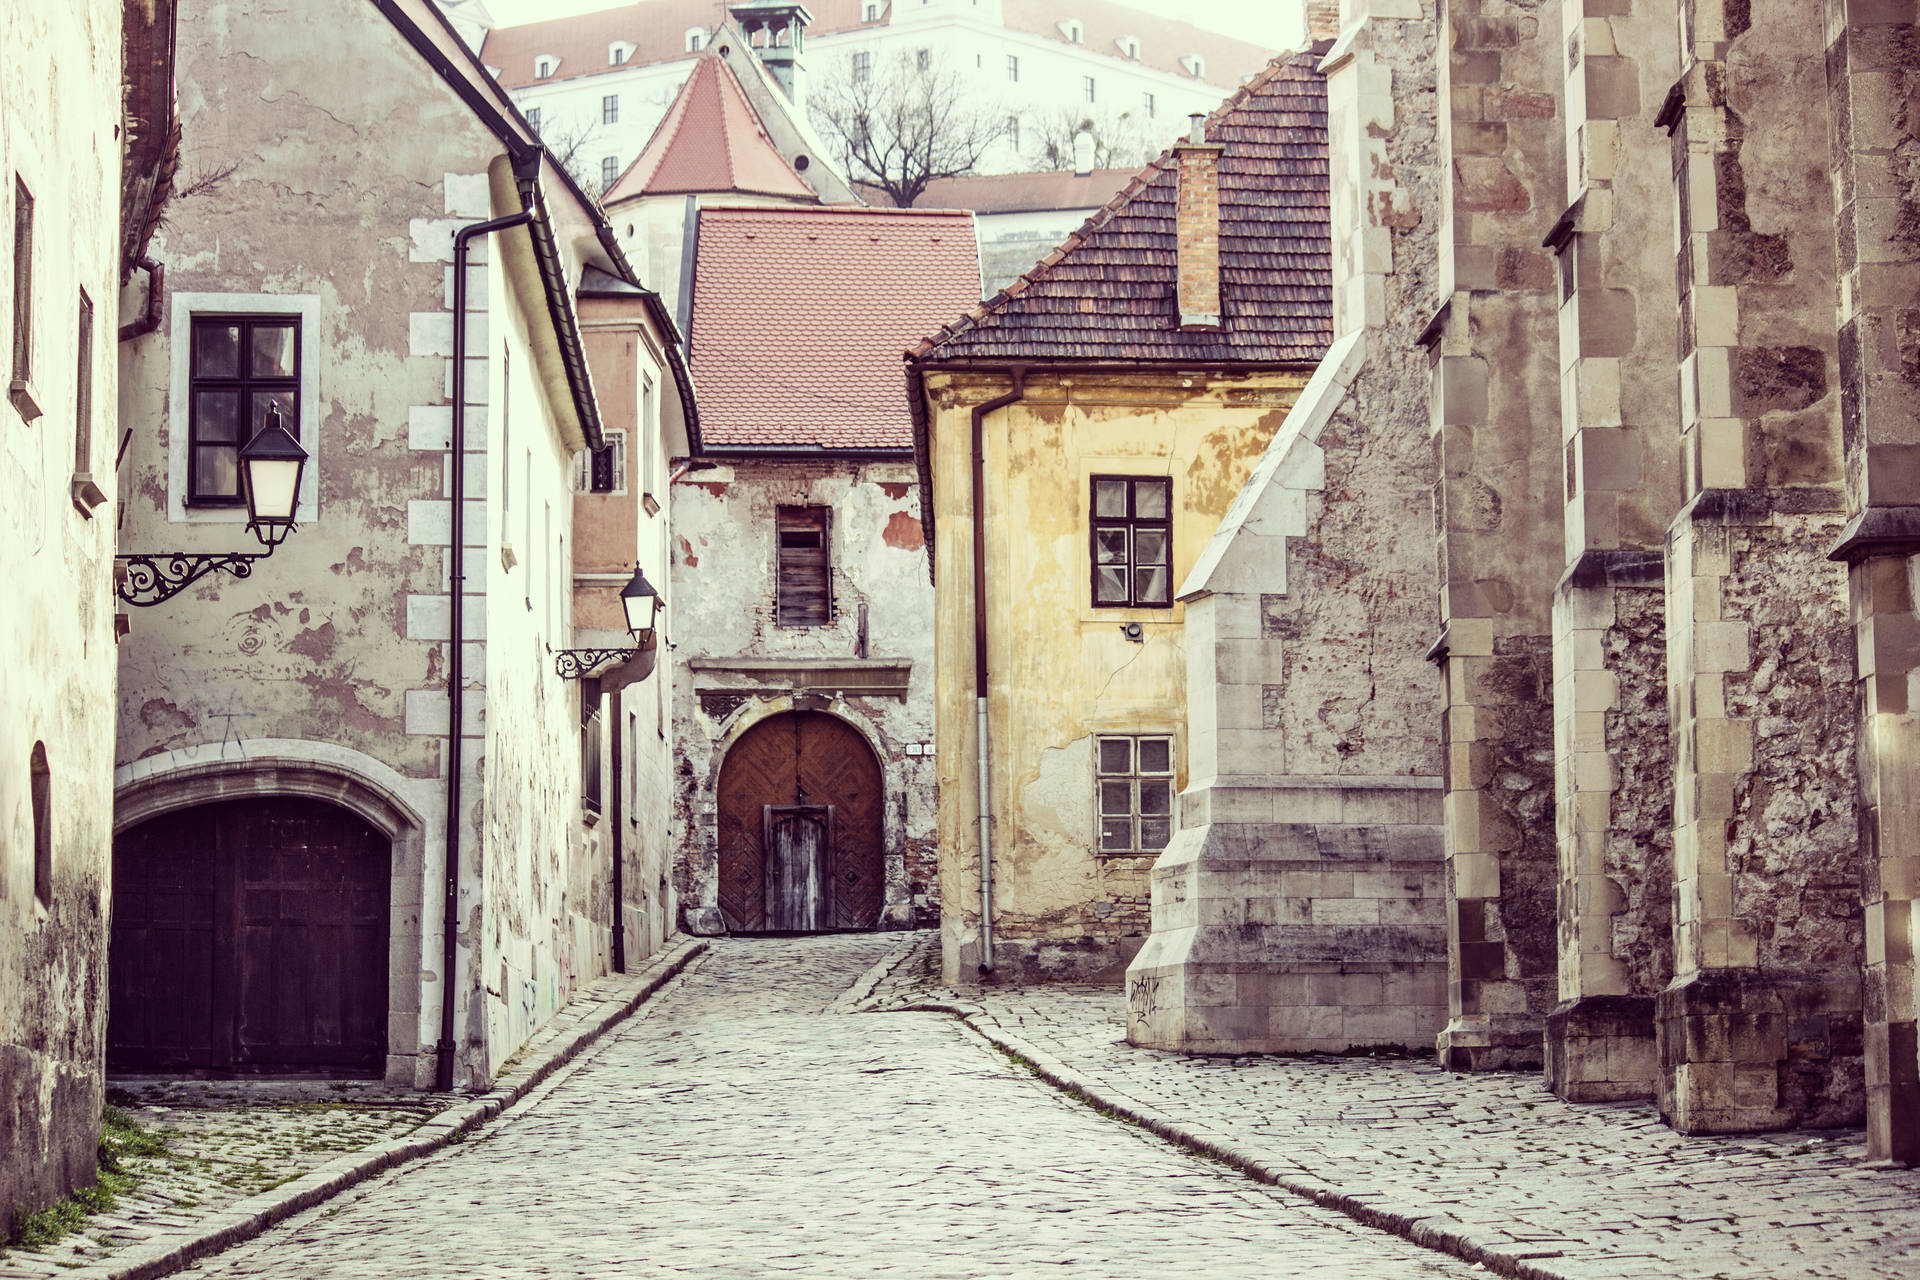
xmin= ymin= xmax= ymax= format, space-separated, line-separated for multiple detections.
xmin=482 ymin=0 xmax=1306 ymax=51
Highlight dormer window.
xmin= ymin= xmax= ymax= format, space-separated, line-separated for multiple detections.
xmin=1058 ymin=18 xmax=1084 ymax=43
xmin=1179 ymin=53 xmax=1205 ymax=79
xmin=1118 ymin=35 xmax=1139 ymax=59
xmin=685 ymin=26 xmax=706 ymax=52
xmin=609 ymin=41 xmax=635 ymax=65
xmin=864 ymin=2 xmax=879 ymax=19
xmin=534 ymin=54 xmax=558 ymax=78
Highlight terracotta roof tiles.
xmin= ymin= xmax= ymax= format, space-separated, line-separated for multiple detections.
xmin=691 ymin=205 xmax=980 ymax=450
xmin=604 ymin=52 xmax=816 ymax=203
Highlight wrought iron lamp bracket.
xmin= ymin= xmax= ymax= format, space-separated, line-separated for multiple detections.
xmin=115 ymin=548 xmax=273 ymax=608
xmin=552 ymin=646 xmax=642 ymax=680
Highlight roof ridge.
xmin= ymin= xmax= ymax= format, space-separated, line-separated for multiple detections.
xmin=701 ymin=203 xmax=974 ymax=218
xmin=903 ymin=47 xmax=1330 ymax=365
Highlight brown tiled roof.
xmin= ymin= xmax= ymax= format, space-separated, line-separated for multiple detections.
xmin=909 ymin=52 xmax=1330 ymax=366
xmin=854 ymin=168 xmax=1138 ymax=215
xmin=691 ymin=205 xmax=980 ymax=450
xmin=480 ymin=0 xmax=1268 ymax=91
xmin=605 ymin=52 xmax=816 ymax=203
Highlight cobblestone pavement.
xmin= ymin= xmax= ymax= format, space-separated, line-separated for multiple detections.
xmin=179 ymin=934 xmax=1477 ymax=1279
xmin=862 ymin=936 xmax=1920 ymax=1280
xmin=0 ymin=1090 xmax=444 ymax=1279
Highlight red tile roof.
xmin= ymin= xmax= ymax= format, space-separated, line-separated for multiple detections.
xmin=480 ymin=0 xmax=1270 ymax=92
xmin=854 ymin=167 xmax=1138 ymax=215
xmin=605 ymin=52 xmax=816 ymax=203
xmin=691 ymin=205 xmax=980 ymax=450
xmin=909 ymin=52 xmax=1331 ymax=366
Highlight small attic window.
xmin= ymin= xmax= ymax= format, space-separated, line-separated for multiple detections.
xmin=685 ymin=26 xmax=706 ymax=52
xmin=1118 ymin=35 xmax=1139 ymax=59
xmin=610 ymin=41 xmax=635 ymax=65
xmin=1179 ymin=53 xmax=1205 ymax=78
xmin=535 ymin=54 xmax=558 ymax=78
xmin=1058 ymin=18 xmax=1083 ymax=43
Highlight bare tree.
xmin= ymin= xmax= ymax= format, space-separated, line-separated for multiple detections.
xmin=532 ymin=117 xmax=606 ymax=198
xmin=810 ymin=52 xmax=1010 ymax=207
xmin=1025 ymin=107 xmax=1160 ymax=173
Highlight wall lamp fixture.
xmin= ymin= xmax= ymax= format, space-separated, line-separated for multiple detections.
xmin=553 ymin=565 xmax=661 ymax=679
xmin=115 ymin=404 xmax=309 ymax=607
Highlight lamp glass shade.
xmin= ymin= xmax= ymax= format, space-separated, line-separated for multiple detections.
xmin=619 ymin=566 xmax=661 ymax=635
xmin=240 ymin=407 xmax=309 ymax=537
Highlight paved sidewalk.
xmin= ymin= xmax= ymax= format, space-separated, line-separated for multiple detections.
xmin=862 ymin=935 xmax=1920 ymax=1280
xmin=0 ymin=936 xmax=705 ymax=1280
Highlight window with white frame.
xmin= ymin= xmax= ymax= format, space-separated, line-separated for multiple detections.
xmin=1144 ymin=91 xmax=1155 ymax=118
xmin=1119 ymin=35 xmax=1140 ymax=59
xmin=535 ymin=54 xmax=557 ymax=78
xmin=685 ymin=27 xmax=705 ymax=52
xmin=1180 ymin=53 xmax=1205 ymax=78
xmin=1059 ymin=18 xmax=1083 ymax=43
xmin=1006 ymin=52 xmax=1019 ymax=82
xmin=574 ymin=429 xmax=626 ymax=494
xmin=1083 ymin=75 xmax=1096 ymax=103
xmin=863 ymin=1 xmax=877 ymax=18
xmin=1096 ymin=735 xmax=1174 ymax=853
xmin=610 ymin=41 xmax=635 ymax=65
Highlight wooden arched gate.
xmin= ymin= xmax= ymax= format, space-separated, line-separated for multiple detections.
xmin=108 ymin=796 xmax=390 ymax=1075
xmin=717 ymin=711 xmax=884 ymax=932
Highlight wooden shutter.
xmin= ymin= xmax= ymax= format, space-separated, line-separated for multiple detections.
xmin=776 ymin=505 xmax=831 ymax=626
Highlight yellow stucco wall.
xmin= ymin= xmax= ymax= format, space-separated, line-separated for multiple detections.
xmin=925 ymin=369 xmax=1309 ymax=983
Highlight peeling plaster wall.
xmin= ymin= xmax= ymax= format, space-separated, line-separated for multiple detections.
xmin=925 ymin=372 xmax=1308 ymax=986
xmin=0 ymin=0 xmax=123 ymax=1237
xmin=668 ymin=459 xmax=936 ymax=934
xmin=112 ymin=0 xmax=594 ymax=1092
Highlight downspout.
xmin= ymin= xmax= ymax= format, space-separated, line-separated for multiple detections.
xmin=117 ymin=256 xmax=164 ymax=343
xmin=970 ymin=367 xmax=1027 ymax=975
xmin=610 ymin=698 xmax=626 ymax=974
xmin=437 ymin=208 xmax=533 ymax=1094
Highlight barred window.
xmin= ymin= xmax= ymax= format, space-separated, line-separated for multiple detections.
xmin=574 ymin=428 xmax=626 ymax=494
xmin=1096 ymin=735 xmax=1174 ymax=853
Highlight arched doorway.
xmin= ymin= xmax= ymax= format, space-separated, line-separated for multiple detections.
xmin=717 ymin=711 xmax=884 ymax=932
xmin=109 ymin=796 xmax=390 ymax=1075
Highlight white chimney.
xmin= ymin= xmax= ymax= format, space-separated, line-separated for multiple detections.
xmin=1072 ymin=130 xmax=1094 ymax=176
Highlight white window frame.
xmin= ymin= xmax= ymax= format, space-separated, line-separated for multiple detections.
xmin=610 ymin=41 xmax=635 ymax=65
xmin=167 ymin=291 xmax=322 ymax=525
xmin=1095 ymin=734 xmax=1175 ymax=855
xmin=573 ymin=428 xmax=627 ymax=495
xmin=535 ymin=54 xmax=558 ymax=78
xmin=684 ymin=27 xmax=706 ymax=52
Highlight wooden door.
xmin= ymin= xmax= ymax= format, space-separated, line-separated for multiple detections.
xmin=717 ymin=712 xmax=883 ymax=932
xmin=110 ymin=797 xmax=390 ymax=1075
xmin=765 ymin=805 xmax=832 ymax=931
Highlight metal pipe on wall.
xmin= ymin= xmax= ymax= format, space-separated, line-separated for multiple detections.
xmin=969 ymin=368 xmax=1026 ymax=975
xmin=436 ymin=208 xmax=532 ymax=1093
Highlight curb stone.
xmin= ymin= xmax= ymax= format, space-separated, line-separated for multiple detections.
xmin=830 ymin=934 xmax=923 ymax=1014
xmin=947 ymin=1012 xmax=1577 ymax=1280
xmin=83 ymin=936 xmax=708 ymax=1280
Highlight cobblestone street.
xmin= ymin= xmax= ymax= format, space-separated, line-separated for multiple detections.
xmin=178 ymin=936 xmax=1473 ymax=1279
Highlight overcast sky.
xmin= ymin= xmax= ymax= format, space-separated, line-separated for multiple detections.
xmin=482 ymin=0 xmax=1307 ymax=50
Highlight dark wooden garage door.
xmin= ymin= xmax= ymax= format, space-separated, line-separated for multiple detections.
xmin=717 ymin=712 xmax=884 ymax=933
xmin=109 ymin=797 xmax=390 ymax=1075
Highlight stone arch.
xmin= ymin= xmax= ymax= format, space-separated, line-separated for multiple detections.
xmin=112 ymin=740 xmax=435 ymax=1086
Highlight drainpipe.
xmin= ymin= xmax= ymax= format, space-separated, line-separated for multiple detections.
xmin=117 ymin=256 xmax=164 ymax=343
xmin=970 ymin=367 xmax=1026 ymax=975
xmin=610 ymin=697 xmax=626 ymax=974
xmin=436 ymin=209 xmax=533 ymax=1094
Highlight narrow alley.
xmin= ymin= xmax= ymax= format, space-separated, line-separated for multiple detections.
xmin=176 ymin=937 xmax=1471 ymax=1279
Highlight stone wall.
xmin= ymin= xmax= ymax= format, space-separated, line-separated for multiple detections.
xmin=668 ymin=458 xmax=937 ymax=936
xmin=0 ymin=0 xmax=124 ymax=1236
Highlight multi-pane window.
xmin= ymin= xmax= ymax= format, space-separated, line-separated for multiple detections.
xmin=1144 ymin=91 xmax=1156 ymax=118
xmin=776 ymin=505 xmax=831 ymax=626
xmin=1008 ymin=115 xmax=1020 ymax=148
xmin=187 ymin=316 xmax=299 ymax=505
xmin=11 ymin=176 xmax=34 ymax=409
xmin=601 ymin=156 xmax=619 ymax=189
xmin=535 ymin=56 xmax=555 ymax=78
xmin=74 ymin=290 xmax=93 ymax=471
xmin=1006 ymin=53 xmax=1019 ymax=82
xmin=575 ymin=428 xmax=626 ymax=493
xmin=1091 ymin=475 xmax=1171 ymax=608
xmin=852 ymin=50 xmax=871 ymax=83
xmin=1097 ymin=735 xmax=1174 ymax=854
xmin=527 ymin=107 xmax=542 ymax=134
xmin=603 ymin=95 xmax=620 ymax=124
xmin=1083 ymin=75 xmax=1097 ymax=102
xmin=915 ymin=47 xmax=930 ymax=72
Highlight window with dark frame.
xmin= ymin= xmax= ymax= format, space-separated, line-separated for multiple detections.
xmin=601 ymin=156 xmax=619 ymax=189
xmin=187 ymin=315 xmax=299 ymax=506
xmin=1096 ymin=735 xmax=1174 ymax=854
xmin=575 ymin=428 xmax=626 ymax=493
xmin=12 ymin=176 xmax=33 ymax=395
xmin=1083 ymin=75 xmax=1097 ymax=102
xmin=527 ymin=107 xmax=542 ymax=134
xmin=581 ymin=696 xmax=603 ymax=819
xmin=852 ymin=50 xmax=870 ymax=82
xmin=602 ymin=94 xmax=619 ymax=124
xmin=30 ymin=741 xmax=51 ymax=909
xmin=1006 ymin=53 xmax=1019 ymax=81
xmin=1090 ymin=475 xmax=1171 ymax=607
xmin=775 ymin=505 xmax=831 ymax=626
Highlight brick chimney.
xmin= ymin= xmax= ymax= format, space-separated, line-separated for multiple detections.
xmin=1174 ymin=113 xmax=1225 ymax=331
xmin=1304 ymin=0 xmax=1341 ymax=41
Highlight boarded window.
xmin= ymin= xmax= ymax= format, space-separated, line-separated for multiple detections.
xmin=776 ymin=505 xmax=831 ymax=626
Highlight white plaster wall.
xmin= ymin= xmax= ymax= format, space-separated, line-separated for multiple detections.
xmin=0 ymin=0 xmax=124 ymax=1231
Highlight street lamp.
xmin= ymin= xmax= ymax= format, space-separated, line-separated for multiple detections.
xmin=554 ymin=565 xmax=662 ymax=679
xmin=116 ymin=403 xmax=311 ymax=607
